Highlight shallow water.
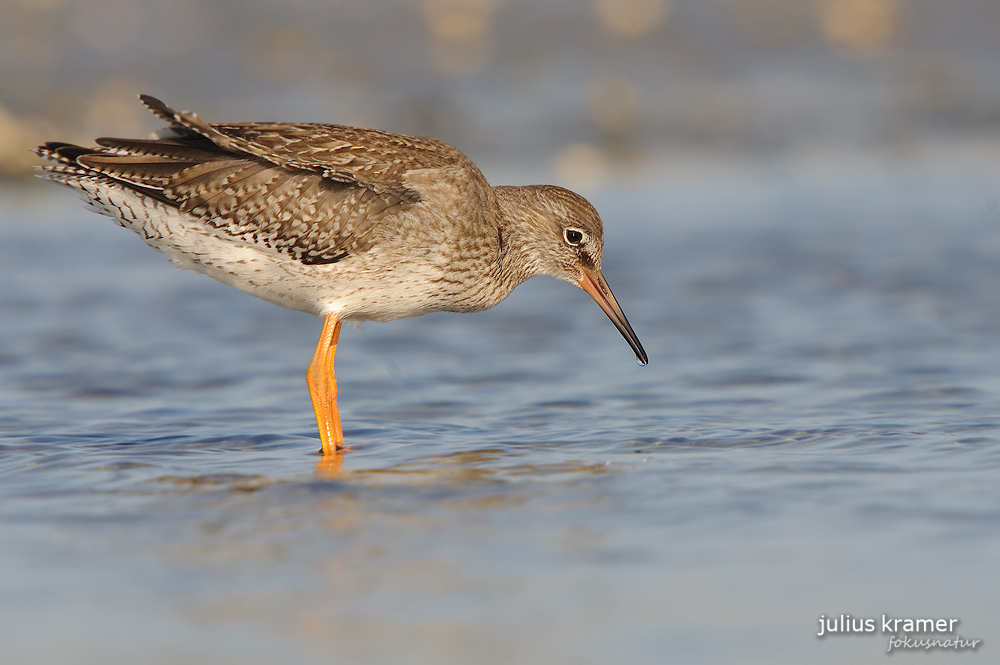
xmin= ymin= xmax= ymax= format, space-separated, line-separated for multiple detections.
xmin=3 ymin=157 xmax=1000 ymax=663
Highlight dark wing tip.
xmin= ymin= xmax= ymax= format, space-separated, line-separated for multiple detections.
xmin=138 ymin=93 xmax=219 ymax=142
xmin=138 ymin=94 xmax=174 ymax=122
xmin=33 ymin=141 xmax=65 ymax=159
xmin=34 ymin=142 xmax=98 ymax=165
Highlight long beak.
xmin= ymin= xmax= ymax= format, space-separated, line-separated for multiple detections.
xmin=578 ymin=267 xmax=648 ymax=366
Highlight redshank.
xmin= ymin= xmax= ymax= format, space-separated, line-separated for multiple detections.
xmin=35 ymin=95 xmax=647 ymax=456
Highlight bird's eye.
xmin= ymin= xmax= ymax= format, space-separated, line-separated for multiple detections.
xmin=564 ymin=227 xmax=585 ymax=246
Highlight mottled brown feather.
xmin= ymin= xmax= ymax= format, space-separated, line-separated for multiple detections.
xmin=44 ymin=96 xmax=472 ymax=264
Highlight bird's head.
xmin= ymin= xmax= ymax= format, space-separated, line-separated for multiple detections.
xmin=497 ymin=184 xmax=647 ymax=366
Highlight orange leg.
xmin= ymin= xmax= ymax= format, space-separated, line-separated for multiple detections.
xmin=307 ymin=313 xmax=344 ymax=457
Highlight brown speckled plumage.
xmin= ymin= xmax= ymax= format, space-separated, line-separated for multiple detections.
xmin=36 ymin=95 xmax=645 ymax=457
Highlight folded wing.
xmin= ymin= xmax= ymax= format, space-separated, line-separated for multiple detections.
xmin=36 ymin=95 xmax=476 ymax=265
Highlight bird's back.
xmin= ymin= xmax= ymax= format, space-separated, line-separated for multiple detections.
xmin=35 ymin=95 xmax=506 ymax=319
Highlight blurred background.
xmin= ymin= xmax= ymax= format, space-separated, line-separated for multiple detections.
xmin=3 ymin=0 xmax=1000 ymax=188
xmin=4 ymin=3 xmax=1000 ymax=664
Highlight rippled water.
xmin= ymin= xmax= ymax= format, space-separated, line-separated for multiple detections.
xmin=3 ymin=158 xmax=1000 ymax=663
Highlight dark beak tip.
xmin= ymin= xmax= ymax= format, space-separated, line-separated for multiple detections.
xmin=578 ymin=268 xmax=647 ymax=368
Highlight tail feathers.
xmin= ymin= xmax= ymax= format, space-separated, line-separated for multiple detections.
xmin=34 ymin=141 xmax=99 ymax=166
xmin=42 ymin=94 xmax=351 ymax=183
xmin=95 ymin=136 xmax=219 ymax=161
xmin=33 ymin=142 xmax=100 ymax=189
xmin=34 ymin=139 xmax=175 ymax=207
xmin=77 ymin=153 xmax=202 ymax=190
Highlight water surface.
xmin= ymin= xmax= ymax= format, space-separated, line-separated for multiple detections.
xmin=2 ymin=159 xmax=1000 ymax=663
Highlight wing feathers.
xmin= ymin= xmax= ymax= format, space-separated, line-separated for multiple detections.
xmin=36 ymin=94 xmax=488 ymax=266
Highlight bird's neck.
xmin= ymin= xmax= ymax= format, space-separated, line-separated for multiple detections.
xmin=491 ymin=185 xmax=551 ymax=284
